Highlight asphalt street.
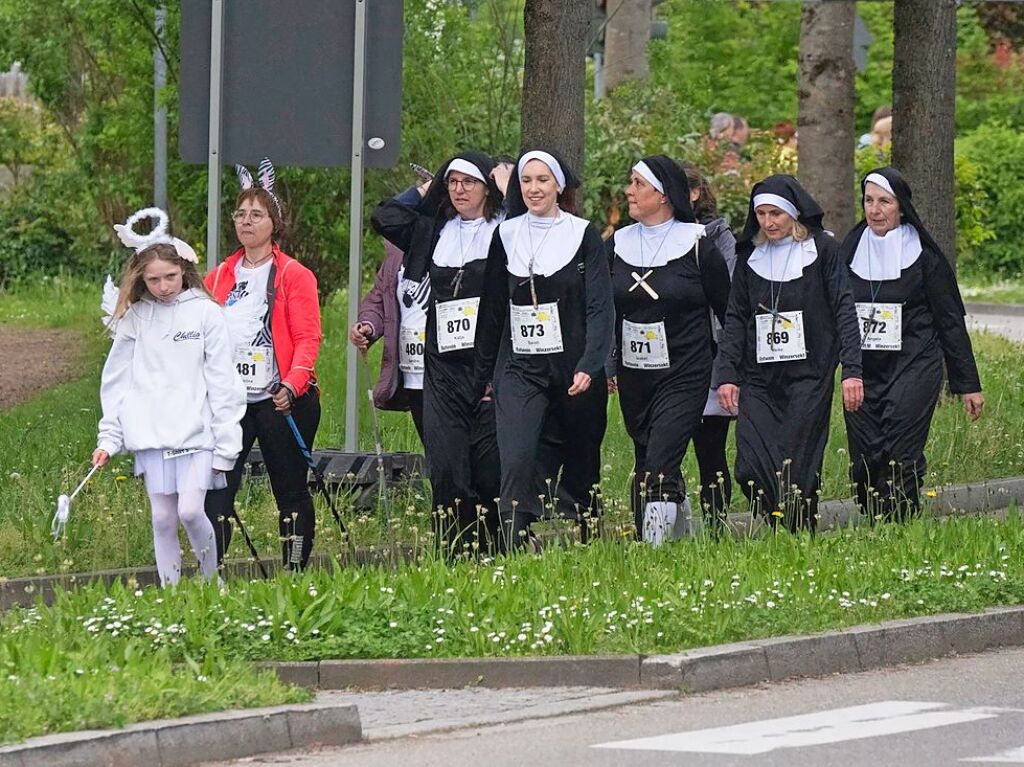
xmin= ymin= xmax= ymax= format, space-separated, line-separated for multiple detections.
xmin=207 ymin=647 xmax=1024 ymax=767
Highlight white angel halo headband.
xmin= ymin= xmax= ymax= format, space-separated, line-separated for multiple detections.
xmin=112 ymin=207 xmax=198 ymax=263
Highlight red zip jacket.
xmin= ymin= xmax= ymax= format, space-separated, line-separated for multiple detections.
xmin=206 ymin=244 xmax=322 ymax=397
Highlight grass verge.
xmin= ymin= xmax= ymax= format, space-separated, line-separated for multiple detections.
xmin=1 ymin=278 xmax=1022 ymax=576
xmin=4 ymin=511 xmax=1024 ymax=743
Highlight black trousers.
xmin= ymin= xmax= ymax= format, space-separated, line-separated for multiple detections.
xmin=693 ymin=415 xmax=733 ymax=526
xmin=205 ymin=391 xmax=321 ymax=570
xmin=407 ymin=388 xmax=425 ymax=445
xmin=495 ymin=371 xmax=607 ymax=551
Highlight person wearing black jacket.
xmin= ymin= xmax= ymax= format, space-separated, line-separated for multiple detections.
xmin=839 ymin=167 xmax=983 ymax=522
xmin=714 ymin=175 xmax=863 ymax=532
xmin=609 ymin=155 xmax=731 ymax=545
xmin=476 ymin=150 xmax=614 ymax=551
xmin=370 ymin=153 xmax=509 ymax=556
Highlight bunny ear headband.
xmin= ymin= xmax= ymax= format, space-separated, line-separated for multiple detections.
xmin=112 ymin=207 xmax=198 ymax=263
xmin=235 ymin=156 xmax=283 ymax=219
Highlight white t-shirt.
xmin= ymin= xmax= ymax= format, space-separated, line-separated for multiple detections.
xmin=223 ymin=260 xmax=279 ymax=402
xmin=396 ymin=266 xmax=429 ymax=390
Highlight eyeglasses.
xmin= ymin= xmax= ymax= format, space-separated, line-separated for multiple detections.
xmin=447 ymin=177 xmax=481 ymax=191
xmin=232 ymin=210 xmax=267 ymax=223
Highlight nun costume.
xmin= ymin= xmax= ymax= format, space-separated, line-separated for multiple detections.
xmin=839 ymin=167 xmax=982 ymax=521
xmin=371 ymin=153 xmax=504 ymax=554
xmin=476 ymin=150 xmax=614 ymax=550
xmin=713 ymin=175 xmax=862 ymax=531
xmin=610 ymin=155 xmax=731 ymax=544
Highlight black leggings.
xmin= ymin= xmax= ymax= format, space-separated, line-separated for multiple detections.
xmin=205 ymin=391 xmax=321 ymax=569
xmin=407 ymin=388 xmax=425 ymax=445
xmin=692 ymin=415 xmax=733 ymax=525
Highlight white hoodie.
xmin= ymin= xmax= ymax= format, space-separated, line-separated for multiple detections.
xmin=97 ymin=288 xmax=246 ymax=471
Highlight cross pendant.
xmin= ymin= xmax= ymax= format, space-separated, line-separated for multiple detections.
xmin=450 ymin=268 xmax=465 ymax=298
xmin=629 ymin=270 xmax=659 ymax=300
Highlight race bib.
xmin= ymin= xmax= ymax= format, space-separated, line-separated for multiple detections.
xmin=234 ymin=346 xmax=274 ymax=394
xmin=399 ymin=324 xmax=426 ymax=374
xmin=621 ymin=319 xmax=670 ymax=370
xmin=510 ymin=301 xmax=564 ymax=355
xmin=756 ymin=310 xmax=807 ymax=363
xmin=435 ymin=297 xmax=480 ymax=353
xmin=856 ymin=302 xmax=902 ymax=351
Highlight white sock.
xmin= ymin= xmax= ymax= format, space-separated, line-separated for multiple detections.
xmin=177 ymin=487 xmax=218 ymax=581
xmin=643 ymin=502 xmax=677 ymax=547
xmin=149 ymin=493 xmax=183 ymax=587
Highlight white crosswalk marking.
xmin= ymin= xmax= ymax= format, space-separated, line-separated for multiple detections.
xmin=594 ymin=701 xmax=1000 ymax=755
xmin=962 ymin=746 xmax=1024 ymax=763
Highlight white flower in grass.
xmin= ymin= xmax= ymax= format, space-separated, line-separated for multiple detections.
xmin=261 ymin=634 xmax=270 ymax=641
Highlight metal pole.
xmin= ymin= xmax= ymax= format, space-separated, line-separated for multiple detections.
xmin=344 ymin=0 xmax=368 ymax=452
xmin=154 ymin=5 xmax=167 ymax=210
xmin=594 ymin=52 xmax=604 ymax=101
xmin=206 ymin=0 xmax=226 ymax=270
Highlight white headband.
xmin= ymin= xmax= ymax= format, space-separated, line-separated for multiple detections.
xmin=864 ymin=173 xmax=896 ymax=197
xmin=113 ymin=207 xmax=198 ymax=263
xmin=445 ymin=158 xmax=487 ymax=184
xmin=632 ymin=161 xmax=665 ymax=194
xmin=753 ymin=193 xmax=799 ymax=221
xmin=517 ymin=150 xmax=566 ymax=191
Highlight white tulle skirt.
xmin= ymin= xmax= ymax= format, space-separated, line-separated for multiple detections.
xmin=134 ymin=448 xmax=227 ymax=496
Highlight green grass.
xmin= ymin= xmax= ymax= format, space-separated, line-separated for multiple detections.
xmin=0 ymin=278 xmax=1022 ymax=577
xmin=5 ymin=511 xmax=1024 ymax=744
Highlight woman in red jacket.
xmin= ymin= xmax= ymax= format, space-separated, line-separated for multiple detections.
xmin=204 ymin=160 xmax=323 ymax=570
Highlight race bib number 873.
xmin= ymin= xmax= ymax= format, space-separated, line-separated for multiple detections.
xmin=510 ymin=301 xmax=564 ymax=355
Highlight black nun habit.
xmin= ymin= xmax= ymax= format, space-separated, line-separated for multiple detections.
xmin=609 ymin=155 xmax=731 ymax=544
xmin=370 ymin=152 xmax=504 ymax=555
xmin=839 ymin=167 xmax=981 ymax=521
xmin=713 ymin=175 xmax=862 ymax=531
xmin=475 ymin=149 xmax=614 ymax=550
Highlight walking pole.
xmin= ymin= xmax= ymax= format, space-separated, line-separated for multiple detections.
xmin=360 ymin=351 xmax=387 ymax=502
xmin=228 ymin=508 xmax=269 ymax=579
xmin=271 ymin=386 xmax=349 ymax=536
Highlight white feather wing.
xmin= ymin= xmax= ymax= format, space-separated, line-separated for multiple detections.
xmin=101 ymin=275 xmax=119 ymax=334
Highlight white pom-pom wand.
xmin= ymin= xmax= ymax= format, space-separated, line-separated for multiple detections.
xmin=52 ymin=464 xmax=99 ymax=541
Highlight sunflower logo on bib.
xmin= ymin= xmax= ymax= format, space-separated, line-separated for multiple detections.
xmin=536 ymin=311 xmax=550 ymax=321
xmin=463 ymin=305 xmax=476 ymax=316
xmin=252 ymin=351 xmax=266 ymax=362
xmin=418 ymin=330 xmax=426 ymax=341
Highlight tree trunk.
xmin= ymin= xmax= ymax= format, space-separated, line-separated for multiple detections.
xmin=892 ymin=0 xmax=958 ymax=265
xmin=797 ymin=1 xmax=856 ymax=238
xmin=521 ymin=0 xmax=589 ymax=175
xmin=604 ymin=0 xmax=652 ymax=93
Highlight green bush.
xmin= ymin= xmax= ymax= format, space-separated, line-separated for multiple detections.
xmin=956 ymin=121 xmax=1024 ymax=276
xmin=0 ymin=186 xmax=75 ymax=287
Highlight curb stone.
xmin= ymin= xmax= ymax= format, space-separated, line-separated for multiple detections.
xmin=965 ymin=301 xmax=1024 ymax=317
xmin=6 ymin=474 xmax=1024 ymax=611
xmin=253 ymin=606 xmax=1024 ymax=693
xmin=0 ymin=701 xmax=361 ymax=767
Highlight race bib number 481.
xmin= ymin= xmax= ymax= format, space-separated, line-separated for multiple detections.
xmin=234 ymin=346 xmax=274 ymax=394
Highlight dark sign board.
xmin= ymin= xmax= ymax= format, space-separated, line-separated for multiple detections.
xmin=179 ymin=0 xmax=403 ymax=167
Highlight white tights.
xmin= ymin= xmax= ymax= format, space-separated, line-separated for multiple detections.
xmin=148 ymin=488 xmax=218 ymax=587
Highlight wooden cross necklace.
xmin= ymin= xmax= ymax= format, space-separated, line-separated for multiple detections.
xmin=450 ymin=216 xmax=484 ymax=299
xmin=627 ymin=219 xmax=675 ymax=300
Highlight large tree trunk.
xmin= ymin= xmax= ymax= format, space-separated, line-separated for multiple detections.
xmin=892 ymin=0 xmax=958 ymax=265
xmin=521 ymin=0 xmax=589 ymax=175
xmin=797 ymin=1 xmax=856 ymax=238
xmin=604 ymin=0 xmax=652 ymax=93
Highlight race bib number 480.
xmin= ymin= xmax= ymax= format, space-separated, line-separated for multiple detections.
xmin=510 ymin=301 xmax=564 ymax=355
xmin=755 ymin=311 xmax=807 ymax=363
xmin=856 ymin=302 xmax=902 ymax=351
xmin=399 ymin=324 xmax=426 ymax=374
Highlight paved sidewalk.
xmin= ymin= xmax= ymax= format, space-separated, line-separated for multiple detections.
xmin=966 ymin=309 xmax=1024 ymax=343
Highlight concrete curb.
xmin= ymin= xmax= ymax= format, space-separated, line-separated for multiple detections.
xmin=0 ymin=701 xmax=361 ymax=767
xmin=255 ymin=606 xmax=1024 ymax=693
xmin=6 ymin=474 xmax=1023 ymax=611
xmin=965 ymin=301 xmax=1024 ymax=317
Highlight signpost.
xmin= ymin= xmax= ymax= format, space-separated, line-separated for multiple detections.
xmin=180 ymin=0 xmax=404 ymax=450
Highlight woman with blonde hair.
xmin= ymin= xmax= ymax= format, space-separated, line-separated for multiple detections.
xmin=714 ymin=175 xmax=862 ymax=531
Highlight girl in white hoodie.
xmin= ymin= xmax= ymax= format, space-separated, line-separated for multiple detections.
xmin=93 ymin=213 xmax=246 ymax=586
